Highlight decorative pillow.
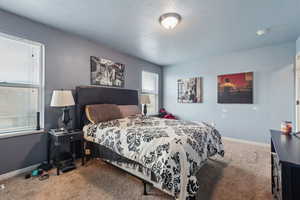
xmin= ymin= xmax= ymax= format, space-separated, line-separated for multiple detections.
xmin=85 ymin=104 xmax=122 ymax=124
xmin=118 ymin=105 xmax=141 ymax=118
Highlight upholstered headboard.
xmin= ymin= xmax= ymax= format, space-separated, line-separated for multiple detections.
xmin=75 ymin=86 xmax=139 ymax=129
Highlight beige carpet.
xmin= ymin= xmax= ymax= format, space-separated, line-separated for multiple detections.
xmin=0 ymin=139 xmax=272 ymax=200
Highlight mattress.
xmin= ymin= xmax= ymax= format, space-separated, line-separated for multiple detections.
xmin=83 ymin=116 xmax=224 ymax=200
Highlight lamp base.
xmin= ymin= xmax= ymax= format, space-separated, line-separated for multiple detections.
xmin=143 ymin=104 xmax=147 ymax=116
xmin=59 ymin=107 xmax=71 ymax=131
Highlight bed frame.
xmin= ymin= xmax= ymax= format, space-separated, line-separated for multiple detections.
xmin=74 ymin=86 xmax=164 ymax=197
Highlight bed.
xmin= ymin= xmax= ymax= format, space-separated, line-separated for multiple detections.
xmin=75 ymin=86 xmax=224 ymax=200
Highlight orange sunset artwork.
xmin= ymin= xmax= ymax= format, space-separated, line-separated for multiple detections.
xmin=218 ymin=72 xmax=253 ymax=104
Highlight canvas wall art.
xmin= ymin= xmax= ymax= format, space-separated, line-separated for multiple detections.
xmin=90 ymin=56 xmax=125 ymax=87
xmin=218 ymin=72 xmax=253 ymax=104
xmin=178 ymin=77 xmax=202 ymax=103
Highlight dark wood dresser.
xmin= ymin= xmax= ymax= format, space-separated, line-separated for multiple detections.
xmin=271 ymin=130 xmax=300 ymax=200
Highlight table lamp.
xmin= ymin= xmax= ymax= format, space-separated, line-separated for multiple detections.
xmin=50 ymin=90 xmax=75 ymax=130
xmin=140 ymin=95 xmax=151 ymax=116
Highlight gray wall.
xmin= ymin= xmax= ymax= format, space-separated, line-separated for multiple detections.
xmin=163 ymin=42 xmax=295 ymax=143
xmin=0 ymin=133 xmax=47 ymax=174
xmin=297 ymin=37 xmax=300 ymax=54
xmin=0 ymin=10 xmax=162 ymax=175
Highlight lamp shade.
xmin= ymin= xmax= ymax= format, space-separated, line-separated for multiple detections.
xmin=140 ymin=95 xmax=150 ymax=105
xmin=50 ymin=90 xmax=75 ymax=107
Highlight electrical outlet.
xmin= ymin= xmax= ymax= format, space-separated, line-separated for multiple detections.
xmin=85 ymin=149 xmax=91 ymax=155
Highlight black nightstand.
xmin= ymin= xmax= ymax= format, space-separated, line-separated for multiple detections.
xmin=47 ymin=129 xmax=85 ymax=175
xmin=148 ymin=114 xmax=159 ymax=117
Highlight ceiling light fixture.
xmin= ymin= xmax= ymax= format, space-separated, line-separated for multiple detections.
xmin=159 ymin=13 xmax=181 ymax=30
xmin=256 ymin=28 xmax=270 ymax=36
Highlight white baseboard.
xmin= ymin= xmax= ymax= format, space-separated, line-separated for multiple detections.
xmin=222 ymin=136 xmax=270 ymax=147
xmin=0 ymin=163 xmax=40 ymax=182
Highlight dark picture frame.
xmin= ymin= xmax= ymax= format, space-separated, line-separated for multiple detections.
xmin=178 ymin=77 xmax=202 ymax=103
xmin=90 ymin=56 xmax=125 ymax=87
xmin=217 ymin=72 xmax=253 ymax=104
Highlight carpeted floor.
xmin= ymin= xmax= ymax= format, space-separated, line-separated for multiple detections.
xmin=0 ymin=139 xmax=272 ymax=200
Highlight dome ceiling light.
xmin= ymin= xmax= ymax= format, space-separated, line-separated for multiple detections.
xmin=256 ymin=28 xmax=270 ymax=36
xmin=159 ymin=13 xmax=181 ymax=30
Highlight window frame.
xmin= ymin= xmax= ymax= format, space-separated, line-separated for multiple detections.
xmin=141 ymin=71 xmax=159 ymax=115
xmin=0 ymin=32 xmax=45 ymax=135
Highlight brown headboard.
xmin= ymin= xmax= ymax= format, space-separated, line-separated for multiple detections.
xmin=75 ymin=86 xmax=139 ymax=129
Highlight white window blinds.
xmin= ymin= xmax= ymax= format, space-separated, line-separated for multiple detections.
xmin=0 ymin=33 xmax=44 ymax=133
xmin=142 ymin=71 xmax=159 ymax=114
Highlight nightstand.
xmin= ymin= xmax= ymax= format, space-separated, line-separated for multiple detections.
xmin=148 ymin=114 xmax=159 ymax=117
xmin=47 ymin=129 xmax=85 ymax=175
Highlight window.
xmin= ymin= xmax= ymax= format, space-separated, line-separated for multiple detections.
xmin=142 ymin=71 xmax=159 ymax=115
xmin=0 ymin=33 xmax=44 ymax=134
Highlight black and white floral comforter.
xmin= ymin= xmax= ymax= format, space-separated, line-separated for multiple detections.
xmin=83 ymin=116 xmax=224 ymax=200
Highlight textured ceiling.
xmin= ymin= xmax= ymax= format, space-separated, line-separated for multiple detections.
xmin=0 ymin=0 xmax=299 ymax=66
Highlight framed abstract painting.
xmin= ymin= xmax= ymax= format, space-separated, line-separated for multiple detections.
xmin=218 ymin=72 xmax=253 ymax=104
xmin=178 ymin=77 xmax=202 ymax=103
